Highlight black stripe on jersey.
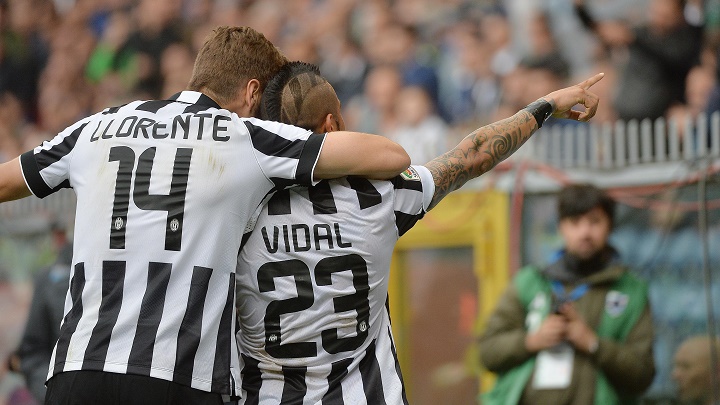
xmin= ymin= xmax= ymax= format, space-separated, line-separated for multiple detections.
xmin=296 ymin=133 xmax=324 ymax=186
xmin=347 ymin=177 xmax=382 ymax=209
xmin=309 ymin=181 xmax=337 ymax=214
xmin=83 ymin=261 xmax=126 ymax=369
xmin=323 ymin=358 xmax=352 ymax=405
xmin=395 ymin=211 xmax=426 ymax=237
xmin=269 ymin=177 xmax=300 ymax=193
xmin=53 ymin=263 xmax=85 ymax=374
xmin=102 ymin=105 xmax=124 ymax=114
xmin=168 ymin=92 xmax=221 ymax=109
xmin=240 ymin=230 xmax=252 ymax=252
xmin=135 ymin=100 xmax=173 ymax=113
xmin=173 ymin=266 xmax=213 ymax=386
xmin=245 ymin=122 xmax=306 ymax=159
xmin=359 ymin=340 xmax=386 ymax=405
xmin=268 ymin=189 xmax=291 ymax=215
xmin=388 ymin=327 xmax=409 ymax=405
xmin=280 ymin=365 xmax=307 ymax=405
xmin=183 ymin=104 xmax=214 ymax=114
xmin=391 ymin=175 xmax=424 ymax=192
xmin=127 ymin=262 xmax=172 ymax=376
xmin=241 ymin=354 xmax=262 ymax=405
xmin=36 ymin=122 xmax=86 ymax=171
xmin=20 ymin=152 xmax=70 ymax=198
xmin=211 ymin=272 xmax=236 ymax=394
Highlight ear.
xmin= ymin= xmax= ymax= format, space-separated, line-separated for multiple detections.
xmin=244 ymin=79 xmax=261 ymax=115
xmin=318 ymin=113 xmax=337 ymax=133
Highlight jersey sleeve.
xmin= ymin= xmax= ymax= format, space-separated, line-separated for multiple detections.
xmin=20 ymin=114 xmax=96 ymax=198
xmin=243 ymin=118 xmax=326 ymax=187
xmin=391 ymin=165 xmax=435 ymax=236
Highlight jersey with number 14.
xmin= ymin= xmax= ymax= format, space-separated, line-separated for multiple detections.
xmin=236 ymin=165 xmax=434 ymax=404
xmin=19 ymin=91 xmax=325 ymax=396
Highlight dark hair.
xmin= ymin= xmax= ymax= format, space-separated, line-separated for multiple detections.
xmin=261 ymin=62 xmax=321 ymax=123
xmin=557 ymin=184 xmax=615 ymax=227
xmin=260 ymin=61 xmax=336 ymax=131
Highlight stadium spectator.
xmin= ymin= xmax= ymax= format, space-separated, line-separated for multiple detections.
xmin=479 ymin=183 xmax=655 ymax=405
xmin=15 ymin=242 xmax=72 ymax=403
xmin=119 ymin=0 xmax=184 ymax=98
xmin=576 ymin=0 xmax=703 ymax=122
xmin=672 ymin=335 xmax=720 ymax=405
xmin=387 ymin=85 xmax=448 ymax=164
xmin=666 ymin=65 xmax=716 ymax=140
xmin=436 ymin=15 xmax=503 ymax=127
xmin=345 ymin=64 xmax=402 ymax=135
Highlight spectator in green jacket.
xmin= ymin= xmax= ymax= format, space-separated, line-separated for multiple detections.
xmin=479 ymin=183 xmax=655 ymax=405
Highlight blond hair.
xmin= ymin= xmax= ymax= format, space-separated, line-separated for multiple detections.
xmin=188 ymin=26 xmax=288 ymax=106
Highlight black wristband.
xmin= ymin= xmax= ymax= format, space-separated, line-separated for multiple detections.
xmin=523 ymin=99 xmax=554 ymax=129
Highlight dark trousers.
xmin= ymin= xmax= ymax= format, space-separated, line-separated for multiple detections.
xmin=45 ymin=370 xmax=224 ymax=405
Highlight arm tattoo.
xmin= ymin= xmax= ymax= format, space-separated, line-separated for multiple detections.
xmin=425 ymin=111 xmax=537 ymax=209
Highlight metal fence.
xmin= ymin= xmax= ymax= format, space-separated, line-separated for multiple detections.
xmin=480 ymin=112 xmax=720 ymax=193
xmin=522 ymin=112 xmax=720 ymax=168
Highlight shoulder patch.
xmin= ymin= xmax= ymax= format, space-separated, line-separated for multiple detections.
xmin=400 ymin=167 xmax=421 ymax=181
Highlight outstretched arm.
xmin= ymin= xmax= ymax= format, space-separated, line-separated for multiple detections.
xmin=425 ymin=73 xmax=604 ymax=210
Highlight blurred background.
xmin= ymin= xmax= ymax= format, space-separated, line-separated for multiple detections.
xmin=0 ymin=0 xmax=719 ymax=404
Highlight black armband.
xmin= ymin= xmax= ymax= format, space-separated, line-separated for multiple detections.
xmin=523 ymin=99 xmax=555 ymax=129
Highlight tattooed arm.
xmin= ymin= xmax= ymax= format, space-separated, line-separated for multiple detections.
xmin=424 ymin=73 xmax=605 ymax=210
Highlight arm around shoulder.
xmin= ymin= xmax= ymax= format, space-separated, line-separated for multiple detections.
xmin=313 ymin=131 xmax=410 ymax=180
xmin=0 ymin=157 xmax=32 ymax=202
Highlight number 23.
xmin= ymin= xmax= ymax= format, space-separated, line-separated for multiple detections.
xmin=258 ymin=254 xmax=370 ymax=359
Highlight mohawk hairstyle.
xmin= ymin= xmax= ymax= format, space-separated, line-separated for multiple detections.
xmin=260 ymin=61 xmax=333 ymax=131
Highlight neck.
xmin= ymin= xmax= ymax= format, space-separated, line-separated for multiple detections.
xmin=563 ymin=246 xmax=613 ymax=276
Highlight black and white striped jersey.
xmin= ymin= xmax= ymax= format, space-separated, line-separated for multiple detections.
xmin=19 ymin=91 xmax=326 ymax=396
xmin=236 ymin=165 xmax=435 ymax=404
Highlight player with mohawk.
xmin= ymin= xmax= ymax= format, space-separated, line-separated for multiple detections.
xmin=235 ymin=62 xmax=603 ymax=404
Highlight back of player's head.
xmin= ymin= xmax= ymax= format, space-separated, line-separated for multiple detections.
xmin=188 ymin=26 xmax=288 ymax=106
xmin=557 ymin=183 xmax=615 ymax=227
xmin=260 ymin=61 xmax=341 ymax=132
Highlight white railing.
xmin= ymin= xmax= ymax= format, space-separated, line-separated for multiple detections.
xmin=522 ymin=112 xmax=720 ymax=168
xmin=485 ymin=112 xmax=720 ymax=192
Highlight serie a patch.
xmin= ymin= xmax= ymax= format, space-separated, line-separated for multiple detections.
xmin=400 ymin=167 xmax=421 ymax=181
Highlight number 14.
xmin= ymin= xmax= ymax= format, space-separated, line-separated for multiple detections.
xmin=108 ymin=146 xmax=192 ymax=251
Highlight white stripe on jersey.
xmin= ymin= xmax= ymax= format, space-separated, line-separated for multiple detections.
xmin=239 ymin=312 xmax=406 ymax=405
xmin=21 ymin=91 xmax=326 ymax=396
xmin=236 ymin=165 xmax=434 ymax=403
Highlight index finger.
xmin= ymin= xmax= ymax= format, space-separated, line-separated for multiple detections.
xmin=576 ymin=72 xmax=605 ymax=90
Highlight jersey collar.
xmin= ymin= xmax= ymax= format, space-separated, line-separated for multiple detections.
xmin=168 ymin=91 xmax=222 ymax=109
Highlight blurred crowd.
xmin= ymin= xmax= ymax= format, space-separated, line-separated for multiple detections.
xmin=1 ymin=1 xmax=720 ymax=403
xmin=0 ymin=0 xmax=718 ymax=165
